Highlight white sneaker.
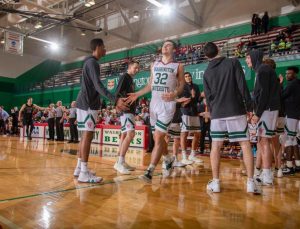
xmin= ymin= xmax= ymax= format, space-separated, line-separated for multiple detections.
xmin=277 ymin=168 xmax=283 ymax=178
xmin=247 ymin=179 xmax=262 ymax=194
xmin=162 ymin=156 xmax=175 ymax=178
xmin=188 ymin=155 xmax=203 ymax=163
xmin=78 ymin=171 xmax=103 ymax=183
xmin=206 ymin=179 xmax=220 ymax=193
xmin=181 ymin=158 xmax=194 ymax=165
xmin=173 ymin=161 xmax=186 ymax=167
xmin=123 ymin=162 xmax=136 ymax=171
xmin=256 ymin=171 xmax=273 ymax=186
xmin=254 ymin=168 xmax=261 ymax=178
xmin=73 ymin=167 xmax=96 ymax=177
xmin=114 ymin=162 xmax=131 ymax=175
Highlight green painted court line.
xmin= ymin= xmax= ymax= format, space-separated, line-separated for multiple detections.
xmin=0 ymin=174 xmax=160 ymax=203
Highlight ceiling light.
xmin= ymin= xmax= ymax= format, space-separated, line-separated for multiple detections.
xmin=50 ymin=43 xmax=59 ymax=51
xmin=85 ymin=0 xmax=95 ymax=7
xmin=81 ymin=30 xmax=86 ymax=36
xmin=147 ymin=0 xmax=163 ymax=7
xmin=0 ymin=39 xmax=4 ymax=44
xmin=133 ymin=11 xmax=140 ymax=19
xmin=158 ymin=4 xmax=172 ymax=16
xmin=34 ymin=22 xmax=43 ymax=29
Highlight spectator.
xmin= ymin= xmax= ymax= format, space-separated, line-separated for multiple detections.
xmin=47 ymin=103 xmax=55 ymax=141
xmin=251 ymin=14 xmax=257 ymax=36
xmin=285 ymin=38 xmax=292 ymax=54
xmin=276 ymin=31 xmax=286 ymax=44
xmin=10 ymin=108 xmax=19 ymax=135
xmin=55 ymin=101 xmax=64 ymax=141
xmin=255 ymin=14 xmax=262 ymax=35
xmin=234 ymin=47 xmax=244 ymax=58
xmin=262 ymin=12 xmax=269 ymax=34
xmin=247 ymin=38 xmax=258 ymax=50
xmin=0 ymin=107 xmax=9 ymax=135
xmin=269 ymin=40 xmax=277 ymax=56
xmin=278 ymin=39 xmax=286 ymax=54
xmin=135 ymin=115 xmax=144 ymax=126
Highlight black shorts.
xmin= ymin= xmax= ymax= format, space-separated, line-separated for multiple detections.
xmin=23 ymin=119 xmax=33 ymax=126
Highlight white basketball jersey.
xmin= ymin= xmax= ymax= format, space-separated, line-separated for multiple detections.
xmin=151 ymin=60 xmax=179 ymax=102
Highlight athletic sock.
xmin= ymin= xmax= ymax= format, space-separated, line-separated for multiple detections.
xmin=295 ymin=160 xmax=300 ymax=167
xmin=118 ymin=156 xmax=125 ymax=164
xmin=191 ymin=150 xmax=196 ymax=157
xmin=76 ymin=158 xmax=81 ymax=169
xmin=213 ymin=178 xmax=220 ymax=183
xmin=182 ymin=150 xmax=187 ymax=160
xmin=81 ymin=162 xmax=88 ymax=172
xmin=147 ymin=164 xmax=156 ymax=175
xmin=286 ymin=161 xmax=293 ymax=168
xmin=163 ymin=154 xmax=172 ymax=162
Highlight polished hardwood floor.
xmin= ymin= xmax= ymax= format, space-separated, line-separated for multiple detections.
xmin=0 ymin=136 xmax=299 ymax=228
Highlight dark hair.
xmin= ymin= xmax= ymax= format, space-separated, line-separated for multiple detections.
xmin=203 ymin=42 xmax=218 ymax=58
xmin=184 ymin=72 xmax=192 ymax=77
xmin=263 ymin=58 xmax=276 ymax=69
xmin=287 ymin=66 xmax=299 ymax=74
xmin=27 ymin=97 xmax=32 ymax=101
xmin=128 ymin=60 xmax=140 ymax=66
xmin=163 ymin=40 xmax=177 ymax=49
xmin=90 ymin=38 xmax=104 ymax=51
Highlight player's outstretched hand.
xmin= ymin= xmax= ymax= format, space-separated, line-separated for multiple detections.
xmin=176 ymin=97 xmax=191 ymax=103
xmin=161 ymin=92 xmax=177 ymax=102
xmin=116 ymin=98 xmax=129 ymax=112
xmin=126 ymin=93 xmax=138 ymax=105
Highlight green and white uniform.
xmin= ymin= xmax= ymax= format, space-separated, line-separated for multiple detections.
xmin=150 ymin=61 xmax=178 ymax=133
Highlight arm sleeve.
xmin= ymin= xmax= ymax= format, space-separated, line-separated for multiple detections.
xmin=3 ymin=111 xmax=9 ymax=121
xmin=203 ymin=75 xmax=212 ymax=111
xmin=114 ymin=75 xmax=126 ymax=98
xmin=282 ymin=83 xmax=293 ymax=100
xmin=234 ymin=59 xmax=252 ymax=112
xmin=89 ymin=61 xmax=117 ymax=104
xmin=255 ymin=70 xmax=270 ymax=117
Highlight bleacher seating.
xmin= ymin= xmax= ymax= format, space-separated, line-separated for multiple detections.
xmin=28 ymin=25 xmax=300 ymax=92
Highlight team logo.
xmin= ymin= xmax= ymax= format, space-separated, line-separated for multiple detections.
xmin=126 ymin=124 xmax=131 ymax=128
xmin=87 ymin=121 xmax=93 ymax=129
xmin=107 ymin=79 xmax=115 ymax=90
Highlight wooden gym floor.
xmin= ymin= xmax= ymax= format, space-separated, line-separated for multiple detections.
xmin=0 ymin=136 xmax=299 ymax=228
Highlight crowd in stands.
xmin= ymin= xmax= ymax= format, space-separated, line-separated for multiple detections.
xmin=0 ymin=97 xmax=151 ymax=136
xmin=234 ymin=23 xmax=300 ymax=58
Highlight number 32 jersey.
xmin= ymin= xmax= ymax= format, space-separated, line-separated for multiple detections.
xmin=151 ymin=61 xmax=179 ymax=102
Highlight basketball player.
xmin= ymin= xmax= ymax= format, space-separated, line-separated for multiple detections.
xmin=18 ymin=98 xmax=46 ymax=140
xmin=180 ymin=72 xmax=203 ymax=164
xmin=246 ymin=50 xmax=280 ymax=185
xmin=113 ymin=60 xmax=140 ymax=175
xmin=127 ymin=40 xmax=185 ymax=182
xmin=281 ymin=66 xmax=300 ymax=175
xmin=166 ymin=97 xmax=192 ymax=168
xmin=73 ymin=38 xmax=128 ymax=183
xmin=203 ymin=42 xmax=259 ymax=194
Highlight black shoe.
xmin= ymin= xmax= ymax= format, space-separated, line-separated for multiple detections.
xmin=68 ymin=140 xmax=74 ymax=143
xmin=295 ymin=166 xmax=300 ymax=173
xmin=47 ymin=138 xmax=54 ymax=141
xmin=139 ymin=170 xmax=152 ymax=183
xmin=282 ymin=167 xmax=295 ymax=176
xmin=27 ymin=136 xmax=32 ymax=140
xmin=73 ymin=140 xmax=79 ymax=143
